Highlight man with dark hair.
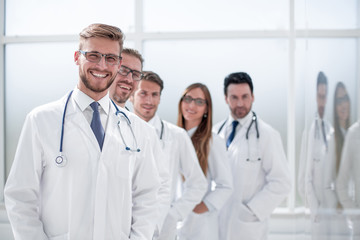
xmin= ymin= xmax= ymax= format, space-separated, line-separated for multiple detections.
xmin=298 ymin=71 xmax=337 ymax=238
xmin=214 ymin=72 xmax=291 ymax=240
xmin=316 ymin=71 xmax=328 ymax=119
xmin=5 ymin=24 xmax=160 ymax=239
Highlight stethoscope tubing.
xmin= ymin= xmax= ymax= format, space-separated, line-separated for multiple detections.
xmin=111 ymin=100 xmax=140 ymax=152
xmin=59 ymin=90 xmax=74 ymax=153
xmin=217 ymin=111 xmax=261 ymax=162
xmin=217 ymin=111 xmax=259 ymax=140
xmin=56 ymin=92 xmax=140 ymax=167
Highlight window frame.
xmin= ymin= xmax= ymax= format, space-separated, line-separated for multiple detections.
xmin=0 ymin=0 xmax=359 ymax=216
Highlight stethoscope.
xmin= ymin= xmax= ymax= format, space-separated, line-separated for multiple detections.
xmin=159 ymin=120 xmax=164 ymax=140
xmin=217 ymin=111 xmax=261 ymax=162
xmin=55 ymin=91 xmax=140 ymax=167
xmin=111 ymin=100 xmax=140 ymax=153
xmin=55 ymin=90 xmax=74 ymax=167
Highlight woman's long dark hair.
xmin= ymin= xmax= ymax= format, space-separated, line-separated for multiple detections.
xmin=177 ymin=83 xmax=213 ymax=176
xmin=333 ymin=82 xmax=350 ymax=174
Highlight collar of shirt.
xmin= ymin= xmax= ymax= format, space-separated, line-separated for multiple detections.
xmin=113 ymin=102 xmax=129 ymax=114
xmin=148 ymin=115 xmax=162 ymax=139
xmin=187 ymin=126 xmax=198 ymax=137
xmin=73 ymin=87 xmax=110 ymax=114
xmin=72 ymin=87 xmax=110 ymax=126
xmin=225 ymin=111 xmax=253 ymax=138
xmin=340 ymin=126 xmax=347 ymax=137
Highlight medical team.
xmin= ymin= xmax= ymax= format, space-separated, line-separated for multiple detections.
xmin=4 ymin=23 xmax=292 ymax=240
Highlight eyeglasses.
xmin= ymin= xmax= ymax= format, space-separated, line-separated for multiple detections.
xmin=78 ymin=50 xmax=121 ymax=66
xmin=182 ymin=95 xmax=207 ymax=106
xmin=118 ymin=65 xmax=144 ymax=81
xmin=336 ymin=95 xmax=350 ymax=105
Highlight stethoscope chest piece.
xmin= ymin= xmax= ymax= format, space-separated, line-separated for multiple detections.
xmin=55 ymin=154 xmax=67 ymax=167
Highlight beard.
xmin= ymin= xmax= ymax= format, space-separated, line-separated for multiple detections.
xmin=79 ymin=68 xmax=116 ymax=93
xmin=112 ymin=91 xmax=129 ymax=105
xmin=111 ymin=80 xmax=134 ymax=105
xmin=231 ymin=106 xmax=252 ymax=119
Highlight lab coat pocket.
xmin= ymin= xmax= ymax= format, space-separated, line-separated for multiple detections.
xmin=238 ymin=204 xmax=258 ymax=222
xmin=229 ymin=219 xmax=267 ymax=240
xmin=115 ymin=151 xmax=135 ymax=179
xmin=180 ymin=211 xmax=212 ymax=239
xmin=48 ymin=233 xmax=69 ymax=240
xmin=240 ymin=156 xmax=262 ymax=187
xmin=119 ymin=232 xmax=131 ymax=240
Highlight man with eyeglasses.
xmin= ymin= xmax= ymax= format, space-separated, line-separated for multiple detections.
xmin=213 ymin=72 xmax=291 ymax=240
xmin=4 ymin=24 xmax=161 ymax=240
xmin=130 ymin=71 xmax=207 ymax=240
xmin=109 ymin=48 xmax=171 ymax=238
xmin=109 ymin=48 xmax=144 ymax=109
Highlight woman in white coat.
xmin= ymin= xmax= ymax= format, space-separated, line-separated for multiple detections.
xmin=176 ymin=83 xmax=233 ymax=240
xmin=336 ymin=121 xmax=360 ymax=236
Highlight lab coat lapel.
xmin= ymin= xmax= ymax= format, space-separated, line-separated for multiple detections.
xmin=93 ymin=102 xmax=117 ymax=238
xmin=66 ymin=97 xmax=102 ymax=151
xmin=101 ymin=105 xmax=120 ymax=154
xmin=217 ymin=117 xmax=229 ymax=139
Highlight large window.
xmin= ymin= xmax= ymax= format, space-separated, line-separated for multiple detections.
xmin=1 ymin=0 xmax=359 ymax=238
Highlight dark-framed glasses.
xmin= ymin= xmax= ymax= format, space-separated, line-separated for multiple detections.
xmin=78 ymin=50 xmax=121 ymax=66
xmin=182 ymin=95 xmax=207 ymax=106
xmin=118 ymin=65 xmax=144 ymax=81
xmin=336 ymin=95 xmax=350 ymax=105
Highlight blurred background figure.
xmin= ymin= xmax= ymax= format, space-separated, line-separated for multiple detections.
xmin=298 ymin=71 xmax=337 ymax=239
xmin=333 ymin=82 xmax=351 ymax=177
xmin=335 ymin=81 xmax=360 ymax=239
xmin=316 ymin=81 xmax=353 ymax=240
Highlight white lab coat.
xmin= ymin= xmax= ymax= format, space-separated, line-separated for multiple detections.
xmin=178 ymin=130 xmax=233 ymax=240
xmin=214 ymin=112 xmax=291 ymax=240
xmin=148 ymin=115 xmax=208 ymax=240
xmin=300 ymin=116 xmax=336 ymax=219
xmin=336 ymin=121 xmax=360 ymax=208
xmin=4 ymin=89 xmax=161 ymax=240
xmin=115 ymin=107 xmax=172 ymax=237
xmin=335 ymin=121 xmax=360 ymax=237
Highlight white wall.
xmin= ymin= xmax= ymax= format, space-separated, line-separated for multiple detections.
xmin=1 ymin=0 xmax=359 ymax=238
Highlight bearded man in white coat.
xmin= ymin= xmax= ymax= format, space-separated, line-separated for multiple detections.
xmin=214 ymin=72 xmax=291 ymax=240
xmin=4 ymin=24 xmax=161 ymax=240
xmin=298 ymin=72 xmax=336 ymax=214
xmin=130 ymin=71 xmax=208 ymax=240
xmin=109 ymin=48 xmax=171 ymax=237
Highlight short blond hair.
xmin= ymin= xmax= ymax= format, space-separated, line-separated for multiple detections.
xmin=79 ymin=23 xmax=125 ymax=54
